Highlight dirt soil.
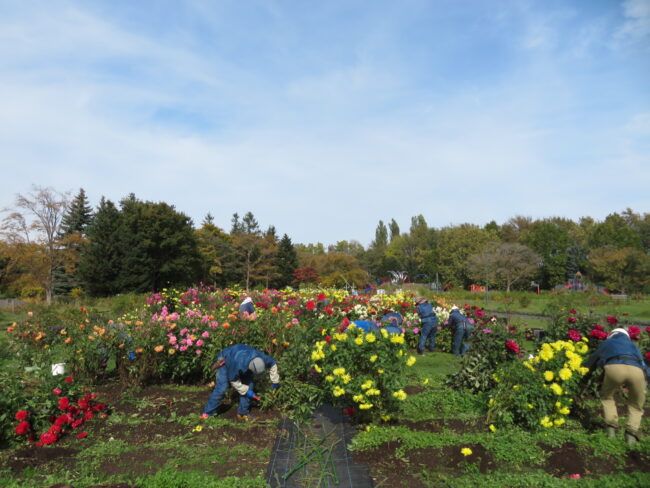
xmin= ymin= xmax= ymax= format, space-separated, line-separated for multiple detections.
xmin=5 ymin=383 xmax=283 ymax=488
xmin=353 ymin=418 xmax=650 ymax=487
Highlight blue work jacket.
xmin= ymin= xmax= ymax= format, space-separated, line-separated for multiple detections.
xmin=584 ymin=334 xmax=646 ymax=372
xmin=448 ymin=310 xmax=469 ymax=329
xmin=416 ymin=303 xmax=438 ymax=325
xmin=217 ymin=345 xmax=276 ymax=383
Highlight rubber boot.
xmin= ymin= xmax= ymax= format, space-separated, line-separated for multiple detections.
xmin=606 ymin=426 xmax=617 ymax=439
xmin=625 ymin=430 xmax=639 ymax=446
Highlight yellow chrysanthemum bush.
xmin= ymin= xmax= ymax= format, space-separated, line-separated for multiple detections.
xmin=311 ymin=323 xmax=415 ymax=423
xmin=486 ymin=338 xmax=591 ymax=431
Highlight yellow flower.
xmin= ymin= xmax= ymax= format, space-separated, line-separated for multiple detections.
xmin=527 ymin=403 xmax=533 ymax=409
xmin=168 ymin=348 xmax=176 ymax=355
xmin=406 ymin=355 xmax=416 ymax=367
xmin=325 ymin=375 xmax=335 ymax=382
xmin=361 ymin=380 xmax=373 ymax=390
xmin=341 ymin=374 xmax=352 ymax=384
xmin=488 ymin=398 xmax=495 ymax=407
xmin=579 ymin=367 xmax=590 ymax=376
xmin=513 ymin=385 xmax=520 ymax=391
xmin=314 ymin=364 xmax=322 ymax=373
xmin=369 ymin=355 xmax=378 ymax=362
xmin=380 ymin=328 xmax=388 ymax=338
xmin=540 ymin=416 xmax=553 ymax=428
xmin=366 ymin=333 xmax=376 ymax=343
xmin=392 ymin=390 xmax=407 ymax=401
xmin=366 ymin=388 xmax=380 ymax=396
xmin=543 ymin=371 xmax=554 ymax=382
xmin=377 ymin=369 xmax=384 ymax=374
xmin=381 ymin=415 xmax=391 ymax=422
xmin=355 ymin=337 xmax=364 ymax=345
xmin=353 ymin=394 xmax=365 ymax=403
xmin=422 ymin=378 xmax=429 ymax=385
xmin=193 ymin=425 xmax=203 ymax=432
xmin=330 ymin=344 xmax=337 ymax=351
xmin=333 ymin=386 xmax=345 ymax=397
xmin=461 ymin=447 xmax=472 ymax=456
xmin=550 ymin=383 xmax=563 ymax=396
xmin=558 ymin=368 xmax=572 ymax=381
xmin=489 ymin=424 xmax=497 ymax=433
xmin=359 ymin=403 xmax=373 ymax=410
xmin=553 ymin=417 xmax=565 ymax=427
xmin=333 ymin=367 xmax=346 ymax=376
xmin=390 ymin=334 xmax=405 ymax=344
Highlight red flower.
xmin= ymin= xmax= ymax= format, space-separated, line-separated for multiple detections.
xmin=15 ymin=421 xmax=30 ymax=435
xmin=15 ymin=410 xmax=28 ymax=421
xmin=505 ymin=340 xmax=520 ymax=354
xmin=567 ymin=316 xmax=577 ymax=324
xmin=594 ymin=324 xmax=605 ymax=331
xmin=65 ymin=376 xmax=73 ymax=383
xmin=629 ymin=326 xmax=641 ymax=341
xmin=40 ymin=432 xmax=58 ymax=445
xmin=52 ymin=388 xmax=62 ymax=396
xmin=76 ymin=432 xmax=88 ymax=439
xmin=343 ymin=407 xmax=356 ymax=417
xmin=569 ymin=308 xmax=577 ymax=314
xmin=83 ymin=411 xmax=94 ymax=421
xmin=645 ymin=351 xmax=650 ymax=362
xmin=325 ymin=305 xmax=334 ymax=315
xmin=606 ymin=316 xmax=617 ymax=325
xmin=59 ymin=397 xmax=70 ymax=410
xmin=306 ymin=300 xmax=316 ymax=311
xmin=325 ymin=335 xmax=332 ymax=343
xmin=71 ymin=419 xmax=84 ymax=428
xmin=589 ymin=329 xmax=608 ymax=340
xmin=568 ymin=330 xmax=581 ymax=342
xmin=317 ymin=293 xmax=326 ymax=302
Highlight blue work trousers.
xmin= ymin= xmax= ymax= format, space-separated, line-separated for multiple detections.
xmin=452 ymin=325 xmax=473 ymax=356
xmin=418 ymin=322 xmax=437 ymax=353
xmin=203 ymin=367 xmax=254 ymax=416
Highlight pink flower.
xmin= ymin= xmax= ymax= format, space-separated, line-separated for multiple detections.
xmin=196 ymin=339 xmax=204 ymax=347
xmin=179 ymin=346 xmax=188 ymax=352
xmin=201 ymin=331 xmax=210 ymax=338
xmin=569 ymin=308 xmax=577 ymax=314
xmin=180 ymin=328 xmax=188 ymax=336
xmin=570 ymin=474 xmax=581 ymax=479
xmin=196 ymin=349 xmax=202 ymax=355
xmin=482 ymin=329 xmax=493 ymax=334
xmin=169 ymin=336 xmax=177 ymax=345
xmin=567 ymin=316 xmax=577 ymax=324
xmin=413 ymin=328 xmax=420 ymax=334
xmin=606 ymin=316 xmax=617 ymax=325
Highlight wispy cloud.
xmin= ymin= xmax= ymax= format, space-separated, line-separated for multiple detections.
xmin=0 ymin=1 xmax=648 ymax=245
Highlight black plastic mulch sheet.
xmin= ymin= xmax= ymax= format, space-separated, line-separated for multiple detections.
xmin=266 ymin=405 xmax=374 ymax=488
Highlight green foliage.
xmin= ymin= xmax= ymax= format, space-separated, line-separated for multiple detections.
xmin=445 ymin=320 xmax=524 ymax=393
xmin=137 ymin=467 xmax=267 ymax=488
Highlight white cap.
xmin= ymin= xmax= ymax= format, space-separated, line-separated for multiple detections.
xmin=242 ymin=297 xmax=253 ymax=305
xmin=608 ymin=328 xmax=629 ymax=339
xmin=450 ymin=306 xmax=459 ymax=311
xmin=249 ymin=357 xmax=265 ymax=374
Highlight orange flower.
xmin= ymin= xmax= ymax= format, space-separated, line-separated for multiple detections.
xmin=60 ymin=329 xmax=67 ymax=335
xmin=34 ymin=332 xmax=45 ymax=341
xmin=282 ymin=341 xmax=290 ymax=346
xmin=222 ymin=322 xmax=230 ymax=329
xmin=272 ymin=338 xmax=278 ymax=345
xmin=135 ymin=321 xmax=143 ymax=326
xmin=208 ymin=315 xmax=214 ymax=320
xmin=65 ymin=337 xmax=73 ymax=344
xmin=7 ymin=327 xmax=14 ymax=333
xmin=271 ymin=307 xmax=278 ymax=313
xmin=79 ymin=324 xmax=85 ymax=330
xmin=285 ymin=322 xmax=291 ymax=328
xmin=168 ymin=323 xmax=176 ymax=329
xmin=154 ymin=345 xmax=164 ymax=353
xmin=135 ymin=348 xmax=144 ymax=354
xmin=118 ymin=343 xmax=125 ymax=349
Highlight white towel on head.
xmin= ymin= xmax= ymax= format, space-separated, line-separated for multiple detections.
xmin=608 ymin=327 xmax=629 ymax=339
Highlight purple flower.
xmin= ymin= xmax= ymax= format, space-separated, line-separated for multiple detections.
xmin=482 ymin=329 xmax=493 ymax=334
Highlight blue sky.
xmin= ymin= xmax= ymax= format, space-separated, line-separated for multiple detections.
xmin=1 ymin=0 xmax=648 ymax=246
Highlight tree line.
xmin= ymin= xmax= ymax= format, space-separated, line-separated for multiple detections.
xmin=1 ymin=186 xmax=648 ymax=301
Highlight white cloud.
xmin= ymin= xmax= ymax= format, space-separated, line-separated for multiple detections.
xmin=619 ymin=0 xmax=650 ymax=40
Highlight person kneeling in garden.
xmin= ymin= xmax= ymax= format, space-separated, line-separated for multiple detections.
xmin=448 ymin=306 xmax=472 ymax=356
xmin=202 ymin=344 xmax=280 ymax=421
xmin=584 ymin=328 xmax=649 ymax=445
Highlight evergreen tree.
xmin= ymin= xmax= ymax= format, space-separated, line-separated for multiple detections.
xmin=242 ymin=211 xmax=260 ymax=235
xmin=117 ymin=196 xmax=202 ymax=292
xmin=78 ymin=198 xmax=122 ymax=296
xmin=55 ymin=188 xmax=94 ymax=295
xmin=231 ymin=213 xmax=243 ymax=234
xmin=275 ymin=234 xmax=298 ymax=288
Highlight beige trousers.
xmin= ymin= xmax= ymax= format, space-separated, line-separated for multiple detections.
xmin=601 ymin=364 xmax=647 ymax=434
